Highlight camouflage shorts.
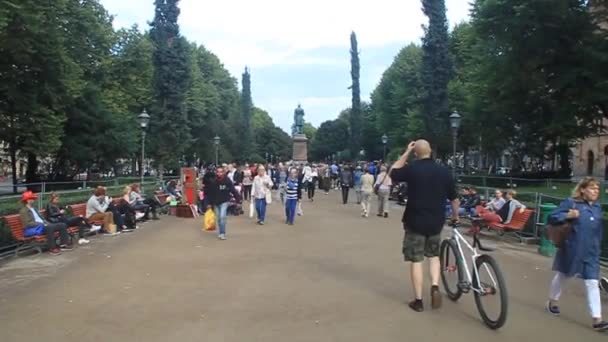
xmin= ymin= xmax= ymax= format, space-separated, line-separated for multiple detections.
xmin=402 ymin=230 xmax=442 ymax=262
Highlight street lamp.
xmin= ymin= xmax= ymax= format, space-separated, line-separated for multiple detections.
xmin=137 ymin=109 xmax=150 ymax=188
xmin=381 ymin=134 xmax=388 ymax=161
xmin=213 ymin=135 xmax=221 ymax=165
xmin=449 ymin=111 xmax=462 ymax=178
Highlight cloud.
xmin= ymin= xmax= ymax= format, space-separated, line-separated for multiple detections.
xmin=100 ymin=0 xmax=472 ymax=132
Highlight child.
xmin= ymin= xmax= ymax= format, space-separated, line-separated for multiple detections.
xmin=285 ymin=169 xmax=301 ymax=225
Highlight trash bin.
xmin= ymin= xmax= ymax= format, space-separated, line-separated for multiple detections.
xmin=538 ymin=203 xmax=559 ymax=257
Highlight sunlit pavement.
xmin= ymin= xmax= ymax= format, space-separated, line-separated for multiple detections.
xmin=0 ymin=192 xmax=606 ymax=341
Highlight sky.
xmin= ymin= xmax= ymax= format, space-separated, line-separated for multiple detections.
xmin=100 ymin=0 xmax=472 ymax=133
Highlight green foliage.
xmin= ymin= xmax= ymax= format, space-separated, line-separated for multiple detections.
xmin=420 ymin=0 xmax=453 ymax=152
xmin=310 ymin=119 xmax=349 ymax=161
xmin=370 ymin=44 xmax=424 ymax=148
xmin=251 ymin=107 xmax=292 ymax=162
xmin=349 ymin=31 xmax=362 ymax=158
xmin=240 ymin=68 xmax=254 ymax=161
xmin=149 ymin=0 xmax=191 ymax=169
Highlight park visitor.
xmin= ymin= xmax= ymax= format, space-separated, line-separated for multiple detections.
xmin=546 ymin=177 xmax=608 ymax=331
xmin=86 ymin=186 xmax=118 ymax=236
xmin=374 ymin=165 xmax=392 ymax=218
xmin=19 ymin=191 xmax=72 ymax=255
xmin=45 ymin=192 xmax=91 ymax=245
xmin=339 ymin=164 xmax=354 ymax=204
xmin=360 ymin=167 xmax=374 ymax=218
xmin=285 ymin=168 xmax=301 ymax=225
xmin=252 ymin=165 xmax=274 ymax=225
xmin=353 ymin=166 xmax=363 ymax=204
xmin=205 ymin=166 xmax=241 ymax=240
xmin=390 ymin=140 xmax=459 ymax=312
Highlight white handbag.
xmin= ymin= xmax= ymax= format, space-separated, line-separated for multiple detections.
xmin=249 ymin=200 xmax=254 ymax=218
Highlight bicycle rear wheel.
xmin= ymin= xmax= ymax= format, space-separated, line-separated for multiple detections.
xmin=472 ymin=254 xmax=508 ymax=329
xmin=440 ymin=239 xmax=464 ymax=301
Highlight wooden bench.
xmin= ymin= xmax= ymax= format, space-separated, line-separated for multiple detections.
xmin=487 ymin=209 xmax=535 ymax=242
xmin=70 ymin=203 xmax=104 ymax=228
xmin=2 ymin=211 xmax=79 ymax=256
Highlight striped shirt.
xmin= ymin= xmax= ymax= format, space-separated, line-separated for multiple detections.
xmin=285 ymin=179 xmax=299 ymax=200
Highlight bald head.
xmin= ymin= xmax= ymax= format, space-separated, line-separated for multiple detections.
xmin=414 ymin=140 xmax=432 ymax=158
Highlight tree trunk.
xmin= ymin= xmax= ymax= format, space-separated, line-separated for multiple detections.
xmin=558 ymin=143 xmax=571 ymax=177
xmin=9 ymin=143 xmax=18 ymax=194
xmin=25 ymin=152 xmax=39 ymax=191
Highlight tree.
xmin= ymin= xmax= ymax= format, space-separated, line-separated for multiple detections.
xmin=470 ymin=0 xmax=608 ymax=173
xmin=420 ymin=0 xmax=453 ymax=153
xmin=240 ymin=67 xmax=254 ymax=161
xmin=370 ymin=44 xmax=424 ymax=149
xmin=148 ymin=0 xmax=191 ymax=172
xmin=310 ymin=119 xmax=349 ymax=161
xmin=349 ymin=31 xmax=362 ymax=160
xmin=0 ymin=0 xmax=79 ymax=187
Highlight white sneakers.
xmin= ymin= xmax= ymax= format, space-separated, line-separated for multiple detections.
xmin=89 ymin=225 xmax=102 ymax=233
xmin=78 ymin=238 xmax=90 ymax=245
xmin=135 ymin=212 xmax=146 ymax=220
xmin=218 ymin=234 xmax=226 ymax=240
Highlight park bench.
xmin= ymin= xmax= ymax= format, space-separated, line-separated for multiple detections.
xmin=2 ymin=211 xmax=80 ymax=256
xmin=486 ymin=208 xmax=535 ymax=242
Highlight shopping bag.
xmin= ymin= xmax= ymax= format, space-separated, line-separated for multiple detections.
xmin=249 ymin=200 xmax=255 ymax=218
xmin=265 ymin=190 xmax=272 ymax=205
xmin=203 ymin=208 xmax=216 ymax=231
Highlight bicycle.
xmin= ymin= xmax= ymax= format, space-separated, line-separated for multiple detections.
xmin=440 ymin=221 xmax=508 ymax=329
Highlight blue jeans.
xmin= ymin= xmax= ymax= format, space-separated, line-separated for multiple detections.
xmin=255 ymin=198 xmax=267 ymax=222
xmin=285 ymin=199 xmax=297 ymax=224
xmin=214 ymin=202 xmax=229 ymax=235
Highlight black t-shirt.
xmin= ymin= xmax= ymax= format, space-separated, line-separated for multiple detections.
xmin=390 ymin=158 xmax=457 ymax=236
xmin=496 ymin=200 xmax=511 ymax=222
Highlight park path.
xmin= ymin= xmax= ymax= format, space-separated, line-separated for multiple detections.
xmin=0 ymin=191 xmax=605 ymax=341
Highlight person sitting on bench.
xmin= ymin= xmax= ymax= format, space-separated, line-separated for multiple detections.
xmin=86 ymin=186 xmax=118 ymax=235
xmin=46 ymin=192 xmax=91 ymax=245
xmin=476 ymin=189 xmax=525 ymax=226
xmin=19 ymin=191 xmax=72 ymax=255
xmin=130 ymin=183 xmax=159 ymax=220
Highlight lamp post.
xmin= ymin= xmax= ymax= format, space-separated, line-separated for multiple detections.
xmin=213 ymin=135 xmax=221 ymax=166
xmin=137 ymin=109 xmax=150 ymax=189
xmin=449 ymin=111 xmax=462 ymax=178
xmin=381 ymin=134 xmax=388 ymax=161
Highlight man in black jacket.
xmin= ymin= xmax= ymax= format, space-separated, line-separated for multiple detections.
xmin=204 ymin=166 xmax=241 ymax=240
xmin=339 ymin=164 xmax=354 ymax=204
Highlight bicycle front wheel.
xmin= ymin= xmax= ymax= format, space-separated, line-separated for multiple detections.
xmin=440 ymin=239 xmax=463 ymax=301
xmin=472 ymin=254 xmax=508 ymax=330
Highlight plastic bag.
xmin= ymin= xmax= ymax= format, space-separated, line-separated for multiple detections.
xmin=203 ymin=208 xmax=216 ymax=231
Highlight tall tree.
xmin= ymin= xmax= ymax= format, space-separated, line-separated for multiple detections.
xmin=420 ymin=0 xmax=453 ymax=153
xmin=349 ymin=31 xmax=362 ymax=159
xmin=240 ymin=67 xmax=254 ymax=161
xmin=149 ymin=0 xmax=191 ymax=171
xmin=0 ymin=0 xmax=77 ymax=187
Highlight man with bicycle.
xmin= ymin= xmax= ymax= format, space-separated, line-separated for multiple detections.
xmin=391 ymin=140 xmax=460 ymax=312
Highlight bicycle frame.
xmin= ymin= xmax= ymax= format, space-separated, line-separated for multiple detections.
xmin=449 ymin=227 xmax=498 ymax=294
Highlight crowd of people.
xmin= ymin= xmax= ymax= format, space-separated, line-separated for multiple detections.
xmin=193 ymin=160 xmax=395 ymax=240
xmin=13 ymin=142 xmax=608 ymax=331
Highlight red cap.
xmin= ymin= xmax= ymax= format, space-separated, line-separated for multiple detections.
xmin=21 ymin=191 xmax=38 ymax=202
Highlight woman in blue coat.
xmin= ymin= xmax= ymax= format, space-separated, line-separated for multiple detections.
xmin=546 ymin=177 xmax=607 ymax=331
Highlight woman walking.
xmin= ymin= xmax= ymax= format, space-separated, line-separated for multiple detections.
xmin=242 ymin=164 xmax=253 ymax=201
xmin=545 ymin=177 xmax=608 ymax=331
xmin=375 ymin=166 xmax=392 ymax=217
xmin=360 ymin=167 xmax=374 ymax=217
xmin=252 ymin=165 xmax=274 ymax=225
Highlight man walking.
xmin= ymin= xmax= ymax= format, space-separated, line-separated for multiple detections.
xmin=204 ymin=166 xmax=241 ymax=240
xmin=390 ymin=140 xmax=459 ymax=312
xmin=339 ymin=164 xmax=354 ymax=204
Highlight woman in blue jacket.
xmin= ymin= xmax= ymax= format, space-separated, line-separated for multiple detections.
xmin=546 ymin=177 xmax=607 ymax=331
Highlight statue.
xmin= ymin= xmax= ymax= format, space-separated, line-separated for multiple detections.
xmin=292 ymin=104 xmax=305 ymax=136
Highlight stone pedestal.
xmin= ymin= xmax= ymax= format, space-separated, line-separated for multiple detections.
xmin=292 ymin=134 xmax=308 ymax=162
